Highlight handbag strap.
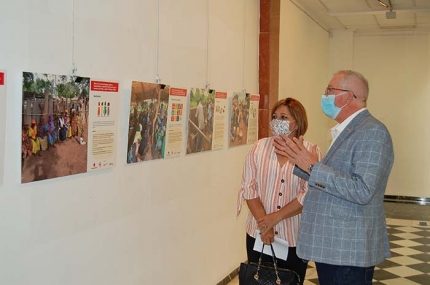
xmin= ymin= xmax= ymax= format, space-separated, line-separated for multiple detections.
xmin=254 ymin=244 xmax=282 ymax=285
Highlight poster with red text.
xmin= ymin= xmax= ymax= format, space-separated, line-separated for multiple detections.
xmin=164 ymin=87 xmax=188 ymax=158
xmin=87 ymin=80 xmax=120 ymax=171
xmin=0 ymin=71 xmax=5 ymax=185
xmin=246 ymin=94 xmax=260 ymax=144
xmin=211 ymin=91 xmax=227 ymax=150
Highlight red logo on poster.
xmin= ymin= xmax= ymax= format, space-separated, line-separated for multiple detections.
xmin=0 ymin=72 xmax=4 ymax=85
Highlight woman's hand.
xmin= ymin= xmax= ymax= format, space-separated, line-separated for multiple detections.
xmin=260 ymin=228 xmax=274 ymax=245
xmin=258 ymin=212 xmax=281 ymax=235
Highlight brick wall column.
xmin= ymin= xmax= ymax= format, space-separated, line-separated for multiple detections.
xmin=259 ymin=0 xmax=280 ymax=139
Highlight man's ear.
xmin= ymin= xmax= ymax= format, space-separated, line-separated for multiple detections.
xmin=347 ymin=90 xmax=355 ymax=102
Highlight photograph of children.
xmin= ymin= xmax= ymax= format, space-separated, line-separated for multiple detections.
xmin=229 ymin=92 xmax=250 ymax=148
xmin=186 ymin=88 xmax=215 ymax=154
xmin=21 ymin=72 xmax=90 ymax=183
xmin=127 ymin=82 xmax=169 ymax=163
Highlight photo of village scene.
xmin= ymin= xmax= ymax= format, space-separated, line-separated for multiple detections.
xmin=21 ymin=72 xmax=90 ymax=183
xmin=229 ymin=92 xmax=250 ymax=148
xmin=186 ymin=88 xmax=215 ymax=154
xmin=127 ymin=82 xmax=169 ymax=163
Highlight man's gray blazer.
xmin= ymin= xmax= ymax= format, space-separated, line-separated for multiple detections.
xmin=295 ymin=109 xmax=394 ymax=267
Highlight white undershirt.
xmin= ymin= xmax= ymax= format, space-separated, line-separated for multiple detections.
xmin=328 ymin=108 xmax=366 ymax=150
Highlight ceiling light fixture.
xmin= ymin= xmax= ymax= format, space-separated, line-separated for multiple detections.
xmin=377 ymin=0 xmax=388 ymax=8
xmin=385 ymin=0 xmax=396 ymax=19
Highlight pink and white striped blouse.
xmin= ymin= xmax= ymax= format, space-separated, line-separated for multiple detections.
xmin=237 ymin=137 xmax=322 ymax=247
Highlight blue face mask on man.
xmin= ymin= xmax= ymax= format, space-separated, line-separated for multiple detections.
xmin=320 ymin=92 xmax=347 ymax=119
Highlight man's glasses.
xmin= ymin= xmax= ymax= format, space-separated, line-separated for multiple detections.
xmin=325 ymin=86 xmax=357 ymax=98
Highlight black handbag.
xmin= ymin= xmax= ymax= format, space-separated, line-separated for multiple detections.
xmin=239 ymin=244 xmax=300 ymax=285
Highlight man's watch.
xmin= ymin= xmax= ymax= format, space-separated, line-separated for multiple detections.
xmin=308 ymin=164 xmax=315 ymax=174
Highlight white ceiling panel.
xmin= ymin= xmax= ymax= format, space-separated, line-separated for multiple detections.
xmin=292 ymin=0 xmax=430 ymax=34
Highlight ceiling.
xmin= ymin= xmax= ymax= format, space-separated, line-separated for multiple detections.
xmin=292 ymin=0 xmax=430 ymax=34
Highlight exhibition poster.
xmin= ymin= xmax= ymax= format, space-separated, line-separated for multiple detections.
xmin=211 ymin=91 xmax=227 ymax=150
xmin=127 ymin=81 xmax=170 ymax=163
xmin=229 ymin=92 xmax=249 ymax=148
xmin=164 ymin=87 xmax=188 ymax=158
xmin=186 ymin=88 xmax=215 ymax=154
xmin=21 ymin=72 xmax=90 ymax=183
xmin=246 ymin=94 xmax=260 ymax=145
xmin=87 ymin=80 xmax=120 ymax=171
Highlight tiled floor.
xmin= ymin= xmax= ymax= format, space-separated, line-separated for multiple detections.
xmin=228 ymin=203 xmax=430 ymax=285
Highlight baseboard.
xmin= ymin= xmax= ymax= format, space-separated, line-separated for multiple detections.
xmin=216 ymin=267 xmax=239 ymax=285
xmin=384 ymin=195 xmax=430 ymax=205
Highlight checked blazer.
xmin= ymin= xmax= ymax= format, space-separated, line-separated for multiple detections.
xmin=294 ymin=109 xmax=394 ymax=267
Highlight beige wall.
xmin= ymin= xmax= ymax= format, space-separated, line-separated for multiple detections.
xmin=279 ymin=1 xmax=331 ymax=152
xmin=280 ymin=5 xmax=430 ymax=199
xmin=329 ymin=30 xmax=430 ymax=198
xmin=353 ymin=33 xmax=430 ymax=198
xmin=0 ymin=0 xmax=259 ymax=284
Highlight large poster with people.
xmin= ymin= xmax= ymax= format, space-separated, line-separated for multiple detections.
xmin=229 ymin=92 xmax=251 ymax=148
xmin=186 ymin=88 xmax=215 ymax=154
xmin=21 ymin=72 xmax=90 ymax=183
xmin=127 ymin=81 xmax=170 ymax=163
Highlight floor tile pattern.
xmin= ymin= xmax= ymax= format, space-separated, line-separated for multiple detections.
xmin=228 ymin=219 xmax=430 ymax=285
xmin=303 ymin=222 xmax=430 ymax=285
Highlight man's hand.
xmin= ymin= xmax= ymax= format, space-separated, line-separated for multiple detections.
xmin=273 ymin=135 xmax=318 ymax=173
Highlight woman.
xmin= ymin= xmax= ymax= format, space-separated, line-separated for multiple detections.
xmin=58 ymin=112 xmax=67 ymax=142
xmin=28 ymin=119 xmax=40 ymax=155
xmin=22 ymin=122 xmax=32 ymax=160
xmin=66 ymin=112 xmax=72 ymax=138
xmin=45 ymin=115 xmax=57 ymax=147
xmin=237 ymin=98 xmax=322 ymax=284
xmin=37 ymin=117 xmax=48 ymax=151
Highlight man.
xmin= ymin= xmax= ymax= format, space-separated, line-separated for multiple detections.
xmin=274 ymin=70 xmax=394 ymax=285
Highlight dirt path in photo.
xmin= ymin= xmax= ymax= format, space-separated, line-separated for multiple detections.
xmin=21 ymin=131 xmax=88 ymax=183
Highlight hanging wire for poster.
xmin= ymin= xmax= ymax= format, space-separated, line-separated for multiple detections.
xmin=205 ymin=0 xmax=210 ymax=89
xmin=242 ymin=0 xmax=247 ymax=95
xmin=155 ymin=0 xmax=161 ymax=83
xmin=71 ymin=0 xmax=77 ymax=77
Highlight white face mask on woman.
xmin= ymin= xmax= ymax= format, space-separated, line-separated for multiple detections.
xmin=270 ymin=119 xmax=294 ymax=137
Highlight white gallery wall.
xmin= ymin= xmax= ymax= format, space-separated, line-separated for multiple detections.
xmin=0 ymin=1 xmax=259 ymax=285
xmin=329 ymin=29 xmax=430 ymax=199
xmin=279 ymin=1 xmax=331 ymax=151
xmin=280 ymin=2 xmax=430 ymax=199
xmin=352 ymin=32 xmax=430 ymax=198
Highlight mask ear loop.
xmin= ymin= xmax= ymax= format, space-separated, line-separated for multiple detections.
xmin=287 ymin=120 xmax=298 ymax=138
xmin=334 ymin=91 xmax=350 ymax=109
